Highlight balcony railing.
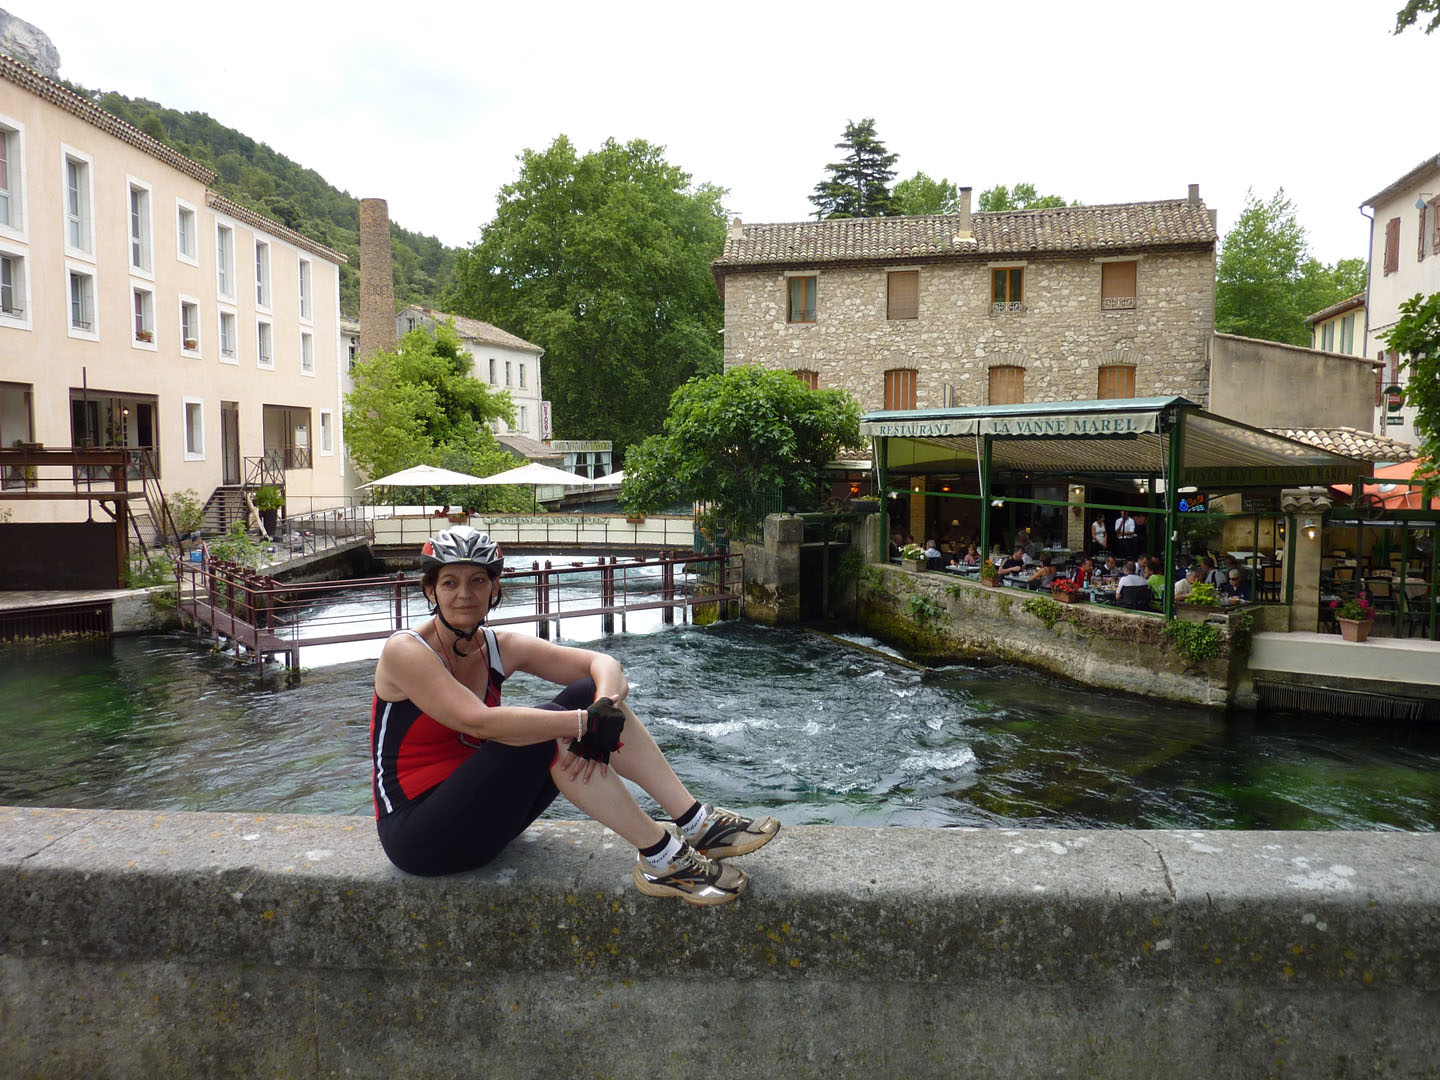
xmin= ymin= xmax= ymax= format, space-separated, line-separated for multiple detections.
xmin=1102 ymin=296 xmax=1137 ymax=311
xmin=991 ymin=301 xmax=1024 ymax=314
xmin=261 ymin=446 xmax=311 ymax=472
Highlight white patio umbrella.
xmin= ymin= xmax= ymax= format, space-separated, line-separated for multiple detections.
xmin=591 ymin=469 xmax=625 ymax=487
xmin=471 ymin=461 xmax=598 ymax=487
xmin=356 ymin=464 xmax=495 ymax=516
xmin=471 ymin=460 xmax=598 ymax=512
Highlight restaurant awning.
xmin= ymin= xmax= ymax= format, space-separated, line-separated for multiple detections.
xmin=861 ymin=397 xmax=1365 ymax=489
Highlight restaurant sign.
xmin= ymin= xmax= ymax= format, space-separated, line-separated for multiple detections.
xmin=1183 ymin=465 xmax=1358 ymax=487
xmin=861 ymin=411 xmax=1158 ymax=439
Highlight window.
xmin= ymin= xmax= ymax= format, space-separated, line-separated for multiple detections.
xmin=988 ymin=365 xmax=1024 ymax=405
xmin=132 ymin=287 xmax=155 ymax=345
xmin=257 ymin=321 xmax=273 ymax=368
xmin=180 ymin=300 xmax=200 ymax=352
xmin=787 ymin=275 xmax=817 ymax=323
xmin=219 ymin=311 xmax=237 ymax=361
xmin=63 ymin=150 xmax=93 ymax=254
xmin=0 ymin=251 xmax=27 ymax=321
xmin=255 ymin=240 xmax=270 ymax=308
xmin=1383 ymin=216 xmax=1400 ymax=275
xmin=216 ymin=225 xmax=234 ymax=299
xmin=505 ymin=360 xmax=512 ymax=386
xmin=519 ymin=405 xmax=528 ymax=431
xmin=1320 ymin=322 xmax=1335 ymax=351
xmin=319 ymin=410 xmax=333 ymax=455
xmin=300 ymin=331 xmax=314 ymax=374
xmin=1340 ymin=313 xmax=1356 ymax=354
xmin=298 ymin=257 xmax=312 ymax=320
xmin=519 ymin=363 xmax=527 ymax=388
xmin=176 ymin=202 xmax=197 ymax=262
xmin=1097 ymin=365 xmax=1135 ymax=399
xmin=128 ymin=181 xmax=152 ymax=273
xmin=887 ymin=270 xmax=918 ymax=320
xmin=991 ymin=267 xmax=1023 ymax=312
xmin=1100 ymin=261 xmax=1136 ymax=310
xmin=488 ymin=358 xmax=495 ymax=383
xmin=0 ymin=122 xmax=24 ymax=233
xmin=793 ymin=369 xmax=819 ymax=389
xmin=68 ymin=269 xmax=96 ymax=335
xmin=183 ymin=398 xmax=204 ymax=459
xmin=884 ymin=368 xmax=917 ymax=410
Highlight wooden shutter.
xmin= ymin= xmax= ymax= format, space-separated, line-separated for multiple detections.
xmin=1432 ymin=198 xmax=1440 ymax=255
xmin=884 ymin=369 xmax=917 ymax=410
xmin=988 ymin=366 xmax=1024 ymax=405
xmin=1421 ymin=207 xmax=1429 ymax=262
xmin=1097 ymin=365 xmax=1135 ymax=399
xmin=1100 ymin=262 xmax=1137 ymax=309
xmin=1384 ymin=217 xmax=1401 ymax=274
xmin=1375 ymin=352 xmax=1384 ymax=407
xmin=887 ymin=270 xmax=919 ymax=320
xmin=792 ymin=369 xmax=819 ymax=390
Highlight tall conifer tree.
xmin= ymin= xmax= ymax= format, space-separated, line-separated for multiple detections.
xmin=809 ymin=118 xmax=898 ymax=219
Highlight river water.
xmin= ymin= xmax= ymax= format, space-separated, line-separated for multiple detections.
xmin=3 ymin=576 xmax=1438 ymax=830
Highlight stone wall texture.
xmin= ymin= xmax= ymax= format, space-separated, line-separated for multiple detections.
xmin=722 ymin=250 xmax=1216 ymax=412
xmin=358 ymin=198 xmax=396 ymax=362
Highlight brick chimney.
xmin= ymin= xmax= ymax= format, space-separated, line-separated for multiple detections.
xmin=953 ymin=186 xmax=973 ymax=242
xmin=358 ymin=198 xmax=395 ymax=361
xmin=1188 ymin=183 xmax=1200 ymax=205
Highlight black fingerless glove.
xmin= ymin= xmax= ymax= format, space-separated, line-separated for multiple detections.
xmin=569 ymin=697 xmax=625 ymax=763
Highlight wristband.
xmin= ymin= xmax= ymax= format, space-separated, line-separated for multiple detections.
xmin=576 ymin=709 xmax=584 ymax=741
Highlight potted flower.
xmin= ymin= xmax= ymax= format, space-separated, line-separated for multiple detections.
xmin=183 ymin=338 xmax=198 ymax=351
xmin=1331 ymin=596 xmax=1375 ymax=642
xmin=1051 ymin=578 xmax=1081 ymax=604
xmin=849 ymin=495 xmax=881 ymax=514
xmin=135 ymin=329 xmax=153 ymax=343
xmin=979 ymin=559 xmax=1002 ymax=587
xmin=254 ymin=484 xmax=283 ymax=535
xmin=900 ymin=543 xmax=926 ymax=571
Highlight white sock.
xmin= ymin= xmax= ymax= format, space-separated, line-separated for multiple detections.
xmin=641 ymin=832 xmax=685 ymax=869
xmin=679 ymin=802 xmax=712 ymax=839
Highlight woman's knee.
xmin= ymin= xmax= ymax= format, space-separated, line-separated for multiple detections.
xmin=549 ymin=677 xmax=597 ymax=710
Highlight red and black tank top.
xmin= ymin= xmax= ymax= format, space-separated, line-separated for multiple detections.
xmin=370 ymin=626 xmax=507 ymax=819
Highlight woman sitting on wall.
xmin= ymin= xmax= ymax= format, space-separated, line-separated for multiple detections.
xmin=369 ymin=527 xmax=778 ymax=906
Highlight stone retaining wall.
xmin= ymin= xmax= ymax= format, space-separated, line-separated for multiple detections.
xmin=858 ymin=564 xmax=1256 ymax=706
xmin=2 ymin=807 xmax=1436 ymax=1078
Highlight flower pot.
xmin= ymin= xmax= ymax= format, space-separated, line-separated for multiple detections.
xmin=1337 ymin=617 xmax=1373 ymax=643
xmin=901 ymin=560 xmax=922 ymax=573
xmin=979 ymin=576 xmax=1000 ymax=588
xmin=1051 ymin=589 xmax=1076 ymax=604
xmin=626 ymin=514 xmax=646 ymax=525
xmin=849 ymin=499 xmax=881 ymax=514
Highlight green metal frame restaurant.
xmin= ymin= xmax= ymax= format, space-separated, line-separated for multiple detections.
xmin=861 ymin=397 xmax=1367 ymax=620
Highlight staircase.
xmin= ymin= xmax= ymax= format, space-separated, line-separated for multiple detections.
xmin=202 ymin=486 xmax=250 ymax=535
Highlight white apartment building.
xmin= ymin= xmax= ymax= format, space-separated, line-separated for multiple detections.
xmin=0 ymin=55 xmax=346 ymax=519
xmin=1364 ymin=152 xmax=1440 ymax=451
xmin=395 ymin=305 xmax=544 ymax=441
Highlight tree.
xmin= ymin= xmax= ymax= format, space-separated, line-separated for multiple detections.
xmin=1215 ymin=189 xmax=1366 ymax=347
xmin=1395 ymin=0 xmax=1440 ymax=34
xmin=1381 ymin=292 xmax=1440 ymax=501
xmin=449 ymin=136 xmax=727 ymax=460
xmin=344 ymin=323 xmax=530 ymax=511
xmin=621 ymin=366 xmax=862 ymax=537
xmin=978 ymin=182 xmax=1071 ymax=212
xmin=891 ymin=172 xmax=962 ymax=216
xmin=809 ymin=118 xmax=899 ymax=219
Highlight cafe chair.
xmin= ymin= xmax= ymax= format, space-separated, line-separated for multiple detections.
xmin=1364 ymin=579 xmax=1397 ymax=635
xmin=1116 ymin=584 xmax=1153 ymax=611
xmin=1259 ymin=565 xmax=1282 ymax=602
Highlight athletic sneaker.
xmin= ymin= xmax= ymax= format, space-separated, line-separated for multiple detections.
xmin=689 ymin=806 xmax=780 ymax=860
xmin=633 ymin=842 xmax=749 ymax=907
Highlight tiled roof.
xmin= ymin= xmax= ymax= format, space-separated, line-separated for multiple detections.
xmin=0 ymin=54 xmax=215 ymax=184
xmin=1269 ymin=426 xmax=1418 ymax=463
xmin=404 ymin=306 xmax=542 ymax=354
xmin=714 ymin=199 xmax=1217 ymax=272
xmin=1303 ymin=292 xmax=1366 ymax=326
xmin=1362 ymin=152 xmax=1440 ymax=207
xmin=207 ymin=194 xmax=345 ymax=264
xmin=496 ymin=434 xmax=560 ymax=461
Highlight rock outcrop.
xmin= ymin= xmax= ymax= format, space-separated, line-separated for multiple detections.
xmin=0 ymin=9 xmax=60 ymax=79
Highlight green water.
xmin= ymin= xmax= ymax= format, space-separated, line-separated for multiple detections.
xmin=1 ymin=619 xmax=1437 ymax=830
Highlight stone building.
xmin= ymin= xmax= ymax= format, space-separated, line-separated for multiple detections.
xmin=712 ymin=186 xmax=1217 ymax=411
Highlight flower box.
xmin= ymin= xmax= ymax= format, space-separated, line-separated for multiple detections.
xmin=135 ymin=329 xmax=153 ymax=343
xmin=183 ymin=339 xmax=198 ymax=351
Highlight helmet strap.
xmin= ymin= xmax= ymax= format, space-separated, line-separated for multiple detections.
xmin=433 ymin=608 xmax=482 ymax=657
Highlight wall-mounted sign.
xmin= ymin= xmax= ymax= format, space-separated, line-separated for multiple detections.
xmin=1385 ymin=385 xmax=1404 ymax=412
xmin=861 ymin=411 xmax=1158 ymax=439
xmin=1386 ymin=413 xmax=1407 ymax=428
xmin=540 ymin=400 xmax=553 ymax=440
xmin=1178 ymin=495 xmax=1208 ymax=513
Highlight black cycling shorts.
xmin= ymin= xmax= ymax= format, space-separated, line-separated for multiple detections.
xmin=375 ymin=677 xmax=595 ymax=876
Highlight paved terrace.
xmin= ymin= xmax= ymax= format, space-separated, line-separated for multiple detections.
xmin=2 ymin=807 xmax=1436 ymax=1078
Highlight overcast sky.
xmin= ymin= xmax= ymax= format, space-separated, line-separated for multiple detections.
xmin=18 ymin=0 xmax=1437 ymax=266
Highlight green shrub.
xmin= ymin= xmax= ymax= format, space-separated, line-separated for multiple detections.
xmin=906 ymin=594 xmax=944 ymax=625
xmin=1022 ymin=595 xmax=1064 ymax=630
xmin=1162 ymin=620 xmax=1222 ymax=664
xmin=208 ymin=522 xmax=264 ymax=568
xmin=167 ymin=489 xmax=206 ymax=535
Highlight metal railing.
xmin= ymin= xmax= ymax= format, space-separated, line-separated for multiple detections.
xmin=176 ymin=550 xmax=743 ymax=674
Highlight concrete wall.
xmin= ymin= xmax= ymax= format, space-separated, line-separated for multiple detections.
xmin=3 ymin=806 xmax=1437 ymax=1079
xmin=722 ymin=250 xmax=1215 ymax=410
xmin=1208 ymin=333 xmax=1377 ymax=431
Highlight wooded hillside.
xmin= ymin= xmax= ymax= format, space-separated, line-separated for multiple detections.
xmin=80 ymin=84 xmax=455 ymax=317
